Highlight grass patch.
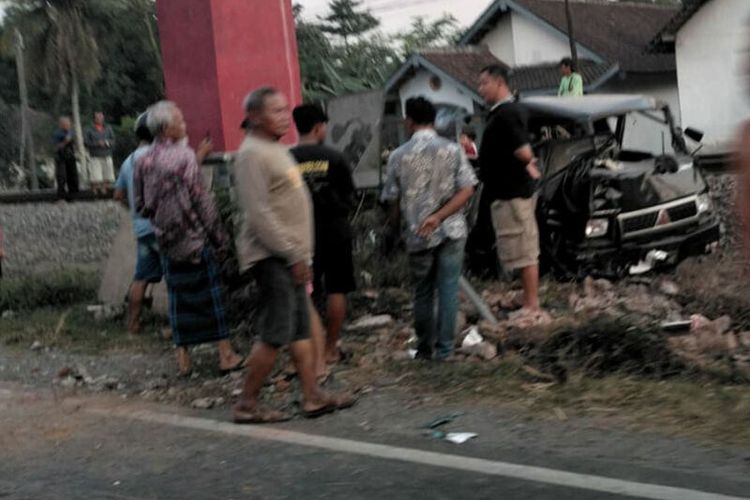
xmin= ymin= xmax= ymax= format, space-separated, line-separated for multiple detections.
xmin=0 ymin=270 xmax=99 ymax=312
xmin=0 ymin=304 xmax=165 ymax=354
xmin=380 ymin=356 xmax=750 ymax=446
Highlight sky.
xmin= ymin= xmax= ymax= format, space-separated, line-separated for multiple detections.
xmin=297 ymin=0 xmax=491 ymax=34
xmin=0 ymin=0 xmax=491 ymax=33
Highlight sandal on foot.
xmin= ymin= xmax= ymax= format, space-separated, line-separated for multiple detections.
xmin=302 ymin=401 xmax=338 ymax=419
xmin=220 ymin=356 xmax=246 ymax=375
xmin=331 ymin=391 xmax=357 ymax=410
xmin=233 ymin=405 xmax=291 ymax=424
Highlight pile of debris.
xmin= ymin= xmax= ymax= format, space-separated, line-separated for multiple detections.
xmin=346 ymin=274 xmax=750 ymax=382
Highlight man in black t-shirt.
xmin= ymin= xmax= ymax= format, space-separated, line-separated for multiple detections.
xmin=291 ymin=104 xmax=356 ymax=373
xmin=478 ymin=65 xmax=541 ymax=312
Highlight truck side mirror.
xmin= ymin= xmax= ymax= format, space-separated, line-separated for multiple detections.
xmin=684 ymin=127 xmax=704 ymax=143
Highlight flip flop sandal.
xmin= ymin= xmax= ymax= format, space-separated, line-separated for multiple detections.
xmin=220 ymin=357 xmax=247 ymax=375
xmin=332 ymin=392 xmax=357 ymax=410
xmin=302 ymin=401 xmax=338 ymax=419
xmin=233 ymin=405 xmax=291 ymax=424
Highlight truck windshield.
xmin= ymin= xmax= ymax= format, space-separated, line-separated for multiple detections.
xmin=621 ymin=110 xmax=676 ymax=156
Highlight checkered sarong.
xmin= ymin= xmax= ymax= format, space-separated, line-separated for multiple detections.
xmin=162 ymin=247 xmax=229 ymax=347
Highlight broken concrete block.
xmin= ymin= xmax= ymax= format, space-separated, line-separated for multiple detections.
xmin=659 ymin=280 xmax=680 ymax=296
xmin=191 ymin=397 xmax=219 ymax=410
xmin=347 ymin=315 xmax=394 ymax=332
xmin=459 ymin=341 xmax=497 ymax=360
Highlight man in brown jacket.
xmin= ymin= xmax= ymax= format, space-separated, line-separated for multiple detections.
xmin=232 ymin=87 xmax=354 ymax=424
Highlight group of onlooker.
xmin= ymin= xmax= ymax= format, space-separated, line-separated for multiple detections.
xmin=52 ymin=111 xmax=116 ymax=200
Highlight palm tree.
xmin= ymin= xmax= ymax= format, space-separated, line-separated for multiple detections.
xmin=3 ymin=0 xmax=119 ymax=173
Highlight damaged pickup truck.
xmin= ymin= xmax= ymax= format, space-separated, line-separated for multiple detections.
xmin=521 ymin=94 xmax=719 ymax=278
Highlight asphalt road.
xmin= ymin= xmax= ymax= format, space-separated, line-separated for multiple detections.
xmin=2 ymin=383 xmax=749 ymax=500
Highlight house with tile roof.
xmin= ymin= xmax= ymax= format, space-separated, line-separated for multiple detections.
xmin=650 ymin=0 xmax=749 ymax=157
xmin=382 ymin=0 xmax=681 ymax=153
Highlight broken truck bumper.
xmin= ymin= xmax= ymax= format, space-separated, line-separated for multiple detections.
xmin=573 ymin=218 xmax=721 ymax=267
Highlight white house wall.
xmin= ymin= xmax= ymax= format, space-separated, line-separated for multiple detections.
xmin=479 ymin=12 xmax=593 ymax=67
xmin=398 ymin=69 xmax=475 ymax=115
xmin=675 ymin=0 xmax=749 ymax=152
xmin=510 ymin=12 xmax=573 ymax=66
xmin=601 ymin=73 xmax=681 ymax=155
xmin=480 ymin=14 xmax=516 ymax=65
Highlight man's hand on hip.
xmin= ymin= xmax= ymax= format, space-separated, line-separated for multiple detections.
xmin=418 ymin=215 xmax=441 ymax=239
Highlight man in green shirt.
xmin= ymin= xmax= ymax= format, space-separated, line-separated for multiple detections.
xmin=558 ymin=57 xmax=583 ymax=97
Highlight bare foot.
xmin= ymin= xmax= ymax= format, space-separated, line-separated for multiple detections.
xmin=176 ymin=348 xmax=192 ymax=376
xmin=325 ymin=349 xmax=341 ymax=365
xmin=127 ymin=317 xmax=141 ymax=336
xmin=316 ymin=366 xmax=332 ymax=386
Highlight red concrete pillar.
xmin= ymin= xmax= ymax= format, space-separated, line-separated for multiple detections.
xmin=156 ymin=0 xmax=302 ymax=150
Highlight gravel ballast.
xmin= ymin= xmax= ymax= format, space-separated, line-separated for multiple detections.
xmin=0 ymin=201 xmax=123 ymax=275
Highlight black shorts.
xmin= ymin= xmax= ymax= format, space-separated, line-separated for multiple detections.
xmin=313 ymin=230 xmax=356 ymax=296
xmin=253 ymin=258 xmax=310 ymax=348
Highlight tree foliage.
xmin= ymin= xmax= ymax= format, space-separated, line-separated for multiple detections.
xmin=0 ymin=0 xmax=163 ymax=123
xmin=397 ymin=15 xmax=460 ymax=59
xmin=296 ymin=1 xmax=459 ymax=102
xmin=319 ymin=0 xmax=379 ymax=49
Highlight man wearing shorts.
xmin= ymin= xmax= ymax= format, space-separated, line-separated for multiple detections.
xmin=478 ymin=65 xmax=542 ymax=312
xmin=290 ymin=104 xmax=356 ymax=369
xmin=114 ymin=112 xmax=161 ymax=335
xmin=85 ymin=111 xmax=116 ymax=194
xmin=232 ymin=87 xmax=354 ymax=424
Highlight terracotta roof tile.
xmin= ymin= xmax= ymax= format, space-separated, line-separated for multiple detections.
xmin=419 ymin=47 xmax=507 ymax=91
xmin=511 ymin=59 xmax=616 ymax=93
xmin=414 ymin=47 xmax=615 ymax=94
xmin=465 ymin=0 xmax=677 ymax=73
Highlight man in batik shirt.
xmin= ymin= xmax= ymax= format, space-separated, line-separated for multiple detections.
xmin=381 ymin=97 xmax=477 ymax=361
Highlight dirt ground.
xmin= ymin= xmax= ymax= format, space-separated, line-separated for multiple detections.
xmin=2 ymin=250 xmax=750 ymax=449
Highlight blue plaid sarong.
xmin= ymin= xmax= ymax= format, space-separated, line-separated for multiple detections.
xmin=161 ymin=247 xmax=229 ymax=347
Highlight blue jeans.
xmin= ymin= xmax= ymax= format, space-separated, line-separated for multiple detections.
xmin=409 ymin=238 xmax=466 ymax=360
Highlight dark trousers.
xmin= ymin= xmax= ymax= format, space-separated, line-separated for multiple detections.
xmin=55 ymin=156 xmax=79 ymax=200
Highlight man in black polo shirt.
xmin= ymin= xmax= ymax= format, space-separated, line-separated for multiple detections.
xmin=291 ymin=104 xmax=356 ymax=372
xmin=478 ymin=65 xmax=541 ymax=312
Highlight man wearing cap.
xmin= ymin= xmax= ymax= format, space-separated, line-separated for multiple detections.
xmin=232 ymin=87 xmax=355 ymax=423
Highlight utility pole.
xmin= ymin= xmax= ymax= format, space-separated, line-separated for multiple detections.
xmin=14 ymin=29 xmax=38 ymax=191
xmin=564 ymin=0 xmax=579 ymax=69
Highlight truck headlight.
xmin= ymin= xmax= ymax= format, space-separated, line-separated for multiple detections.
xmin=696 ymin=193 xmax=713 ymax=214
xmin=585 ymin=218 xmax=609 ymax=238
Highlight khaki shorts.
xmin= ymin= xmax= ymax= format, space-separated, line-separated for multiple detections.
xmin=491 ymin=197 xmax=540 ymax=271
xmin=88 ymin=156 xmax=115 ymax=183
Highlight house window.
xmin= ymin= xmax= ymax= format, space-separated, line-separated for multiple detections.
xmin=429 ymin=75 xmax=442 ymax=92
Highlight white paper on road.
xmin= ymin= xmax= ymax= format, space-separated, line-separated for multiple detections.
xmin=445 ymin=432 xmax=478 ymax=444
